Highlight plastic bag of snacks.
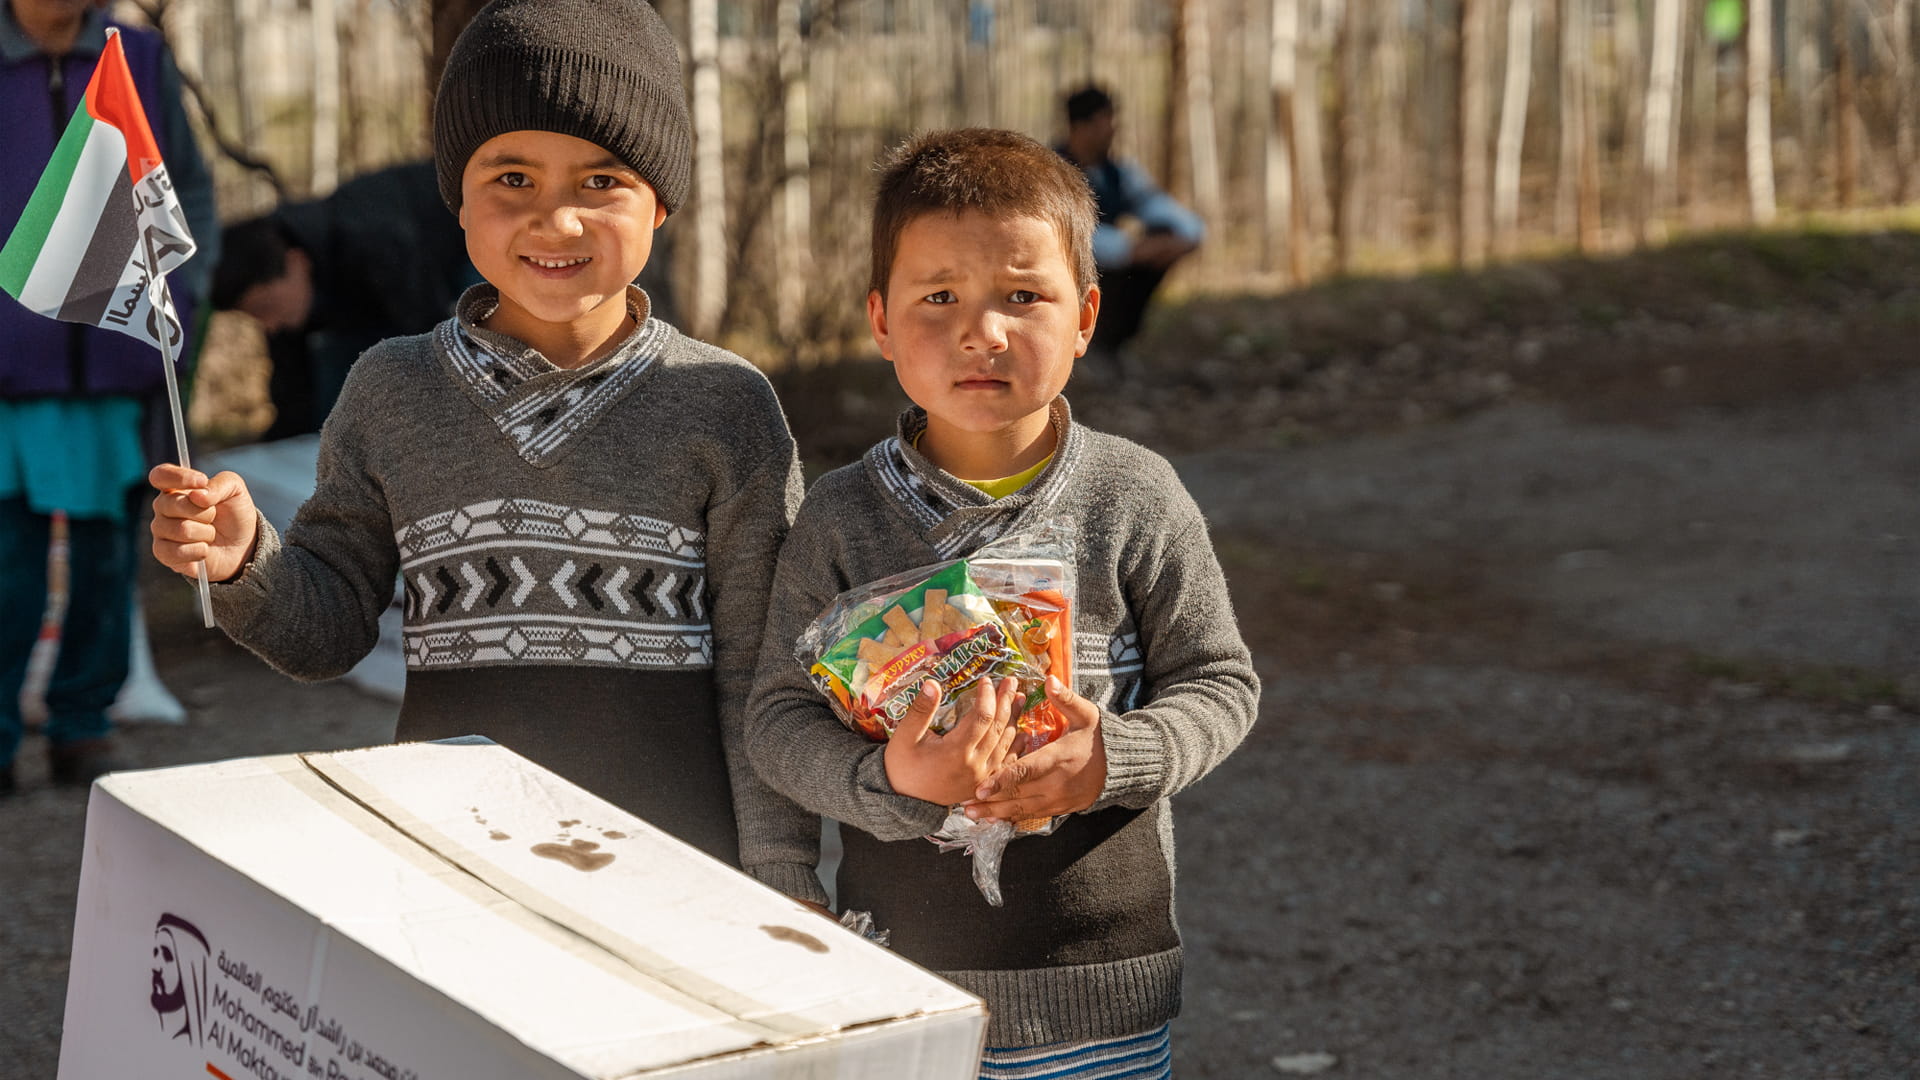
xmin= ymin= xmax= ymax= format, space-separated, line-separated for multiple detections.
xmin=796 ymin=527 xmax=1075 ymax=905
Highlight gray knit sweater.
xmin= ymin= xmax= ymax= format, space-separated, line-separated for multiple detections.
xmin=209 ymin=285 xmax=823 ymax=895
xmin=745 ymin=398 xmax=1260 ymax=1046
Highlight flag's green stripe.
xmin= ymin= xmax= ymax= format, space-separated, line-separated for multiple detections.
xmin=0 ymin=107 xmax=96 ymax=298
xmin=14 ymin=121 xmax=126 ymax=317
xmin=58 ymin=164 xmax=139 ymax=328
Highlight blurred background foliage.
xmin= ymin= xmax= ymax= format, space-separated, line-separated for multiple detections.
xmin=106 ymin=0 xmax=1920 ymax=432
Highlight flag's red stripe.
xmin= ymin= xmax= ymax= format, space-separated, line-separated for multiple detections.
xmin=81 ymin=32 xmax=162 ymax=182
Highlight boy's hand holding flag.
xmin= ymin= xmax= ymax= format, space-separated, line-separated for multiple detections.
xmin=0 ymin=27 xmax=211 ymax=625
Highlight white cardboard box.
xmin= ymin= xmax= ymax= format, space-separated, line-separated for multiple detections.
xmin=58 ymin=741 xmax=986 ymax=1080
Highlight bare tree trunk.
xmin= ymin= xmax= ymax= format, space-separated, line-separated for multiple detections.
xmin=1293 ymin=0 xmax=1331 ymax=240
xmin=1555 ymin=0 xmax=1600 ymax=249
xmin=689 ymin=0 xmax=726 ymax=339
xmin=341 ymin=0 xmax=373 ymax=176
xmin=997 ymin=3 xmax=1017 ymax=131
xmin=1330 ymin=0 xmax=1355 ymax=273
xmin=1372 ymin=0 xmax=1407 ymax=251
xmin=1184 ymin=0 xmax=1224 ymax=226
xmin=429 ymin=0 xmax=491 ymax=101
xmin=1166 ymin=0 xmax=1190 ymax=199
xmin=230 ymin=0 xmax=263 ymax=155
xmin=1834 ymin=0 xmax=1858 ymax=208
xmin=1685 ymin=0 xmax=1718 ymax=224
xmin=163 ymin=0 xmax=201 ymax=99
xmin=310 ymin=0 xmax=340 ymax=194
xmin=1612 ymin=0 xmax=1645 ymax=227
xmin=1669 ymin=0 xmax=1693 ymax=219
xmin=1230 ymin=0 xmax=1265 ymax=215
xmin=1899 ymin=0 xmax=1917 ymax=202
xmin=1417 ymin=8 xmax=1448 ymax=251
xmin=820 ymin=6 xmax=855 ymax=328
xmin=1790 ymin=0 xmax=1820 ymax=209
xmin=950 ymin=2 xmax=972 ymax=127
xmin=776 ymin=0 xmax=810 ymax=340
xmin=982 ymin=0 xmax=1003 ymax=124
xmin=1555 ymin=0 xmax=1576 ymax=238
xmin=131 ymin=0 xmax=282 ymax=201
xmin=1456 ymin=0 xmax=1489 ymax=267
xmin=1747 ymin=0 xmax=1778 ymax=222
xmin=1265 ymin=0 xmax=1307 ymax=282
xmin=1494 ymin=0 xmax=1535 ymax=256
xmin=1640 ymin=0 xmax=1682 ymax=243
xmin=1086 ymin=0 xmax=1111 ymax=84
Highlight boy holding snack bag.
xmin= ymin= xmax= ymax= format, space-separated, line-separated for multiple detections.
xmin=147 ymin=0 xmax=822 ymax=893
xmin=745 ymin=128 xmax=1260 ymax=1074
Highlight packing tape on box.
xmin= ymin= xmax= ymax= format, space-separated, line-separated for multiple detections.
xmin=296 ymin=751 xmax=824 ymax=1045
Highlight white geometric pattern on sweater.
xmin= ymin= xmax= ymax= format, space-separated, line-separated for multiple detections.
xmin=869 ymin=402 xmax=1083 ymax=560
xmin=439 ymin=317 xmax=546 ymax=397
xmin=868 ymin=438 xmax=946 ymax=531
xmin=438 ymin=295 xmax=669 ymax=468
xmin=406 ymin=621 xmax=713 ymax=669
xmin=397 ymin=498 xmax=704 ymax=565
xmin=395 ymin=498 xmax=710 ymax=671
xmin=1076 ymin=629 xmax=1145 ymax=712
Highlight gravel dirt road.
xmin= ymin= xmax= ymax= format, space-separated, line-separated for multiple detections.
xmin=4 ymin=297 xmax=1915 ymax=1078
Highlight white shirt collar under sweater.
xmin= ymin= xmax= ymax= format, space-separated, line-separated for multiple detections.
xmin=435 ymin=283 xmax=670 ymax=469
xmin=865 ymin=396 xmax=1081 ymax=559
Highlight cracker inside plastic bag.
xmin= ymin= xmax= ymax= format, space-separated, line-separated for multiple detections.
xmin=795 ymin=527 xmax=1077 ymax=905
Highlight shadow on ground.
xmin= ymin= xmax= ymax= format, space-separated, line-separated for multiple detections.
xmin=5 ymin=231 xmax=1917 ymax=1078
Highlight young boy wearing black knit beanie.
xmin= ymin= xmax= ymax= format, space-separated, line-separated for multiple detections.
xmin=149 ymin=0 xmax=825 ymax=900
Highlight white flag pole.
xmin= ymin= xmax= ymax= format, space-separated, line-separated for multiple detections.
xmin=144 ymin=228 xmax=213 ymax=629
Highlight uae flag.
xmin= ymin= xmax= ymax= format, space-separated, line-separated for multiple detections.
xmin=0 ymin=28 xmax=196 ymax=355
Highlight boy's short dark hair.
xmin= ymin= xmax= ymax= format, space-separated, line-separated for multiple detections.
xmin=869 ymin=128 xmax=1098 ymax=301
xmin=1064 ymin=85 xmax=1114 ymax=126
xmin=209 ymin=216 xmax=295 ymax=311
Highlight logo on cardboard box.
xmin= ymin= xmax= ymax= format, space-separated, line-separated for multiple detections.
xmin=151 ymin=913 xmax=212 ymax=1047
xmin=144 ymin=910 xmax=423 ymax=1080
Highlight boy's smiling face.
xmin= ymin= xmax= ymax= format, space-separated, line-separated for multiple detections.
xmin=459 ymin=129 xmax=667 ymax=364
xmin=869 ymin=210 xmax=1098 ymax=478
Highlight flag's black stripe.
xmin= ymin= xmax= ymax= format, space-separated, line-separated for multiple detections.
xmin=59 ymin=164 xmax=138 ymax=328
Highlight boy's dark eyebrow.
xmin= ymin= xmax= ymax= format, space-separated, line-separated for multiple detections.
xmin=471 ymin=151 xmax=636 ymax=173
xmin=903 ymin=266 xmax=1051 ymax=287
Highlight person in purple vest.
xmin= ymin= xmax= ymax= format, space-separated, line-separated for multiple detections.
xmin=0 ymin=0 xmax=217 ymax=795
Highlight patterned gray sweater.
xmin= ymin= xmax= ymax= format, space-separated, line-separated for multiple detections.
xmin=746 ymin=398 xmax=1260 ymax=1046
xmin=209 ymin=286 xmax=822 ymax=894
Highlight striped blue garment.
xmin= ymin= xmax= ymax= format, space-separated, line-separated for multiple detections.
xmin=978 ymin=1024 xmax=1173 ymax=1079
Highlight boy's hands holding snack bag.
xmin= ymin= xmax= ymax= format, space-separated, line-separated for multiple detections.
xmin=963 ymin=674 xmax=1107 ymax=822
xmin=794 ymin=526 xmax=1080 ymax=905
xmin=884 ymin=676 xmax=1023 ymax=805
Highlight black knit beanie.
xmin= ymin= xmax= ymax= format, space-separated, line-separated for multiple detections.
xmin=432 ymin=0 xmax=692 ymax=215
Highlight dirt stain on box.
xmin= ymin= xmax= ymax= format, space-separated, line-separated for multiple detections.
xmin=760 ymin=925 xmax=829 ymax=953
xmin=531 ymin=839 xmax=615 ymax=872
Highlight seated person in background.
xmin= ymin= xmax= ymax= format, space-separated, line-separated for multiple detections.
xmin=210 ymin=161 xmax=476 ymax=438
xmin=1054 ymin=84 xmax=1204 ymax=358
